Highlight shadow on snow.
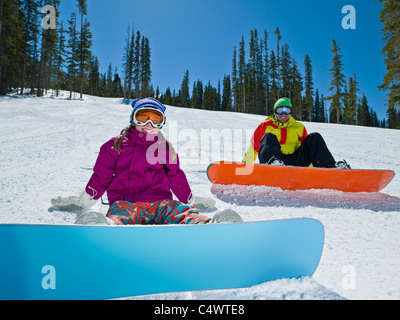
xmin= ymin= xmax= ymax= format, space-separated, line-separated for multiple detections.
xmin=211 ymin=184 xmax=400 ymax=212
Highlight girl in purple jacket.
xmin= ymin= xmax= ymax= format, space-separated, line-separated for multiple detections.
xmin=73 ymin=98 xmax=242 ymax=225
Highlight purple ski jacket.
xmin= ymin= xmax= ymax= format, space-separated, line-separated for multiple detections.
xmin=85 ymin=128 xmax=192 ymax=205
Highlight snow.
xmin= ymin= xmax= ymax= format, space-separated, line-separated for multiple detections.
xmin=1 ymin=91 xmax=400 ymax=300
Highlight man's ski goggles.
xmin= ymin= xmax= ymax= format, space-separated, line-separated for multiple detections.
xmin=132 ymin=108 xmax=165 ymax=128
xmin=275 ymin=106 xmax=292 ymax=115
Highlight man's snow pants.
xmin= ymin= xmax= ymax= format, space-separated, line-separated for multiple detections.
xmin=258 ymin=132 xmax=336 ymax=167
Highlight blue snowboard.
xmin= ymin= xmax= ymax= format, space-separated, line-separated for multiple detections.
xmin=0 ymin=218 xmax=324 ymax=300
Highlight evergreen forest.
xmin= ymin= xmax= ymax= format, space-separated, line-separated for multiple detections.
xmin=1 ymin=0 xmax=399 ymax=128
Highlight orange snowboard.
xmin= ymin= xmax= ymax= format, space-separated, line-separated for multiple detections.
xmin=207 ymin=161 xmax=395 ymax=193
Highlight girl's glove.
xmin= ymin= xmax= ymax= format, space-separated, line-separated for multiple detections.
xmin=51 ymin=191 xmax=98 ymax=212
xmin=79 ymin=191 xmax=98 ymax=211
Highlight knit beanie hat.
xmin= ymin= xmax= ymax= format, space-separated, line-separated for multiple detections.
xmin=274 ymin=97 xmax=292 ymax=113
xmin=130 ymin=97 xmax=166 ymax=124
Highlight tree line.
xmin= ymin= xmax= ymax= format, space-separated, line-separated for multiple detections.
xmin=1 ymin=1 xmax=398 ymax=128
xmin=0 ymin=0 xmax=151 ymax=100
xmin=0 ymin=0 xmax=91 ymax=98
xmin=121 ymin=26 xmax=152 ymax=100
xmin=158 ymin=28 xmax=384 ymax=128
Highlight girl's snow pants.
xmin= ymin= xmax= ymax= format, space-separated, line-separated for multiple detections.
xmin=107 ymin=199 xmax=211 ymax=225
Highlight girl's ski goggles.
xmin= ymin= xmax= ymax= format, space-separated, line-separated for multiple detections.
xmin=132 ymin=108 xmax=166 ymax=128
xmin=275 ymin=106 xmax=292 ymax=115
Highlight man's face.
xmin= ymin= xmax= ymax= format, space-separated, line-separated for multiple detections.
xmin=275 ymin=106 xmax=292 ymax=124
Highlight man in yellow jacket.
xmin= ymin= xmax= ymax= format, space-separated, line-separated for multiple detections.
xmin=243 ymin=97 xmax=350 ymax=169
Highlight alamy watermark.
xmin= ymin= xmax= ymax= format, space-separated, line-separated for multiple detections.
xmin=41 ymin=265 xmax=56 ymax=290
xmin=342 ymin=5 xmax=356 ymax=30
xmin=341 ymin=265 xmax=356 ymax=290
xmin=143 ymin=121 xmax=257 ymax=175
xmin=42 ymin=5 xmax=57 ymax=30
xmin=125 ymin=121 xmax=257 ymax=174
xmin=40 ymin=5 xmax=356 ymax=32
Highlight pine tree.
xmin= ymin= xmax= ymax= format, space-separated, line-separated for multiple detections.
xmin=359 ymin=94 xmax=372 ymax=127
xmin=37 ymin=0 xmax=61 ymax=97
xmin=269 ymin=50 xmax=279 ymax=109
xmin=231 ymin=46 xmax=238 ymax=112
xmin=289 ymin=58 xmax=303 ymax=120
xmin=163 ymin=87 xmax=172 ymax=105
xmin=88 ymin=55 xmax=100 ymax=96
xmin=20 ymin=0 xmax=41 ymax=95
xmin=304 ymin=55 xmax=314 ymax=121
xmin=179 ymin=69 xmax=190 ymax=107
xmin=326 ymin=40 xmax=346 ymax=124
xmin=0 ymin=0 xmax=26 ymax=95
xmin=247 ymin=31 xmax=255 ymax=113
xmin=203 ymin=81 xmax=220 ymax=110
xmin=274 ymin=27 xmax=282 ymax=96
xmin=126 ymin=29 xmax=135 ymax=99
xmin=378 ymin=0 xmax=400 ymax=128
xmin=255 ymin=30 xmax=265 ymax=114
xmin=280 ymin=44 xmax=292 ymax=99
xmin=343 ymin=74 xmax=360 ymax=125
xmin=263 ymin=30 xmax=270 ymax=115
xmin=320 ymin=94 xmax=326 ymax=123
xmin=314 ymin=89 xmax=322 ymax=122
xmin=245 ymin=28 xmax=266 ymax=114
xmin=122 ymin=25 xmax=132 ymax=99
xmin=120 ymin=28 xmax=151 ymax=99
xmin=54 ymin=21 xmax=66 ymax=97
xmin=217 ymin=79 xmax=221 ymax=110
xmin=221 ymin=74 xmax=232 ymax=111
xmin=133 ymin=30 xmax=141 ymax=98
xmin=190 ymin=80 xmax=203 ymax=109
xmin=238 ymin=36 xmax=246 ymax=112
xmin=371 ymin=108 xmax=379 ymax=127
xmin=77 ymin=19 xmax=92 ymax=97
xmin=66 ymin=12 xmax=78 ymax=99
xmin=76 ymin=0 xmax=92 ymax=98
xmin=140 ymin=36 xmax=151 ymax=97
xmin=105 ymin=63 xmax=113 ymax=97
xmin=112 ymin=67 xmax=123 ymax=97
xmin=98 ymin=72 xmax=106 ymax=97
xmin=190 ymin=80 xmax=199 ymax=108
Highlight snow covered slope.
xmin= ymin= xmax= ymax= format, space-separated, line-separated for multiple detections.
xmin=1 ymin=92 xmax=400 ymax=300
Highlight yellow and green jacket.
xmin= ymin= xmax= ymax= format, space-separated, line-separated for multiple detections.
xmin=243 ymin=116 xmax=308 ymax=163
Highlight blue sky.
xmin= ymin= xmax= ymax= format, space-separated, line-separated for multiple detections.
xmin=58 ymin=0 xmax=387 ymax=120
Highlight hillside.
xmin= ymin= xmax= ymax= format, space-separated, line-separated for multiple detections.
xmin=1 ymin=92 xmax=399 ymax=300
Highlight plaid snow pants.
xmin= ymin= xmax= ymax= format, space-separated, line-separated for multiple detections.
xmin=106 ymin=199 xmax=211 ymax=225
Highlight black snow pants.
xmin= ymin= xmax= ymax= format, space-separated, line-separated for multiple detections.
xmin=258 ymin=132 xmax=336 ymax=167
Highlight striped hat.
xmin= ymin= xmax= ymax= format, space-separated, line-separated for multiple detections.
xmin=131 ymin=98 xmax=166 ymax=114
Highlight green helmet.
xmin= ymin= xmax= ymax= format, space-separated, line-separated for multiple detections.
xmin=274 ymin=98 xmax=292 ymax=113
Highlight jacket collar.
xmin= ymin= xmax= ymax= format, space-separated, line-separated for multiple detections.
xmin=266 ymin=115 xmax=295 ymax=128
xmin=127 ymin=127 xmax=160 ymax=146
